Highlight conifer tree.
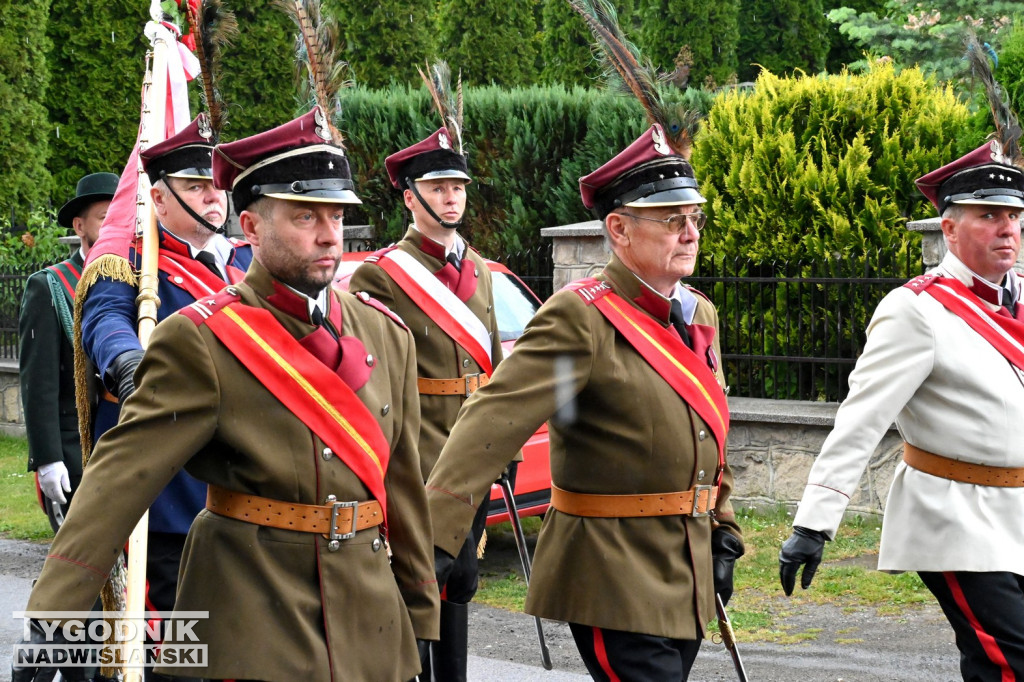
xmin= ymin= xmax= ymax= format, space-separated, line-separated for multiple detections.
xmin=636 ymin=0 xmax=740 ymax=87
xmin=435 ymin=0 xmax=541 ymax=87
xmin=325 ymin=0 xmax=435 ymax=87
xmin=737 ymin=0 xmax=829 ymax=82
xmin=539 ymin=0 xmax=637 ymax=86
xmin=45 ymin=0 xmax=145 ymax=204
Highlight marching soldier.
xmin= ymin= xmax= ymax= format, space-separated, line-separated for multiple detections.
xmin=14 ymin=106 xmax=438 ymax=682
xmin=349 ymin=68 xmax=504 ymax=681
xmin=20 ymin=172 xmax=117 ymax=532
xmin=780 ymin=142 xmax=1024 ymax=680
xmin=426 ymin=124 xmax=744 ymax=680
xmin=76 ymin=115 xmax=253 ymax=669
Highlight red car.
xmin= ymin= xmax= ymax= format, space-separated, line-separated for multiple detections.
xmin=334 ymin=253 xmax=550 ymax=524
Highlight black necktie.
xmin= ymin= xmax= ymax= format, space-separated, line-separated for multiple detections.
xmin=1002 ymin=287 xmax=1017 ymax=318
xmin=311 ymin=305 xmax=338 ymax=339
xmin=670 ymin=299 xmax=693 ymax=349
xmin=446 ymin=252 xmax=461 ymax=272
xmin=195 ymin=251 xmax=222 ymax=279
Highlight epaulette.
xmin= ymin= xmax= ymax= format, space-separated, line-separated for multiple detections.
xmin=904 ymin=273 xmax=940 ymax=295
xmin=179 ymin=286 xmax=242 ymax=326
xmin=352 ymin=290 xmax=408 ymax=329
xmin=681 ymin=282 xmax=712 ymax=304
xmin=565 ymin=277 xmax=613 ymax=305
xmin=362 ymin=244 xmax=400 ymax=265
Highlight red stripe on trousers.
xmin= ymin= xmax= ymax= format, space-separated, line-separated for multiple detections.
xmin=944 ymin=572 xmax=1016 ymax=682
xmin=592 ymin=627 xmax=621 ymax=682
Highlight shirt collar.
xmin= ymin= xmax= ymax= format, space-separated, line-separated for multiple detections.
xmin=938 ymin=251 xmax=1019 ymax=306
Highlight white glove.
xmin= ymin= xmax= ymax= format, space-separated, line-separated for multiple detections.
xmin=37 ymin=461 xmax=71 ymax=504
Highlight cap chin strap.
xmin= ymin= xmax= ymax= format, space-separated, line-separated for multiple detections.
xmin=406 ymin=178 xmax=462 ymax=230
xmin=160 ymin=171 xmax=225 ymax=235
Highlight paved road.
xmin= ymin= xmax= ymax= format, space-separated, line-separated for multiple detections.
xmin=1 ymin=539 xmax=961 ymax=681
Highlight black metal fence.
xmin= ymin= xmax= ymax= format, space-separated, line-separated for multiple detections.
xmin=0 ymin=264 xmax=44 ymax=360
xmin=689 ymin=250 xmax=921 ymax=402
xmin=2 ymin=248 xmax=921 ymax=402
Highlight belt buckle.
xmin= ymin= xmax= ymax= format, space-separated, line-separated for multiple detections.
xmin=691 ymin=485 xmax=713 ymax=517
xmin=329 ymin=500 xmax=359 ymax=541
xmin=464 ymin=373 xmax=481 ymax=397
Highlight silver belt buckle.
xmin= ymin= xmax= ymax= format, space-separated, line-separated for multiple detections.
xmin=329 ymin=500 xmax=359 ymax=540
xmin=691 ymin=485 xmax=713 ymax=517
xmin=464 ymin=373 xmax=481 ymax=397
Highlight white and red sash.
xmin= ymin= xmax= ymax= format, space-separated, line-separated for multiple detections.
xmin=569 ymin=279 xmax=729 ymax=466
xmin=373 ymin=249 xmax=494 ymax=375
xmin=189 ymin=294 xmax=391 ymax=517
xmin=160 ymin=250 xmax=245 ymax=300
xmin=908 ymin=274 xmax=1024 ymax=371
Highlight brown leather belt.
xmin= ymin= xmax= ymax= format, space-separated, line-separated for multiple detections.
xmin=101 ymin=388 xmax=119 ymax=404
xmin=903 ymin=443 xmax=1024 ymax=487
xmin=417 ymin=373 xmax=489 ymax=397
xmin=206 ymin=484 xmax=383 ymax=539
xmin=550 ymin=484 xmax=719 ymax=518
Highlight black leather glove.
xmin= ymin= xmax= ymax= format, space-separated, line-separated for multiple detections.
xmin=434 ymin=546 xmax=456 ymax=589
xmin=12 ymin=619 xmax=95 ymax=682
xmin=779 ymin=525 xmax=829 ymax=596
xmin=711 ymin=529 xmax=745 ymax=606
xmin=109 ymin=349 xmax=145 ymax=401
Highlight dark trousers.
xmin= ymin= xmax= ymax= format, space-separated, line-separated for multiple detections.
xmin=146 ymin=532 xmax=192 ymax=682
xmin=919 ymin=571 xmax=1024 ymax=682
xmin=569 ymin=623 xmax=703 ymax=682
xmin=442 ymin=501 xmax=489 ymax=603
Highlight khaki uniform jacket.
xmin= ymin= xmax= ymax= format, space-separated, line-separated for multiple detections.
xmin=427 ymin=255 xmax=741 ymax=640
xmin=27 ymin=260 xmax=438 ymax=682
xmin=349 ymin=227 xmax=503 ymax=477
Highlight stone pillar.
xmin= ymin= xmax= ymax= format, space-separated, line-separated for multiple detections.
xmin=343 ymin=225 xmax=376 ymax=253
xmin=540 ymin=220 xmax=610 ymax=291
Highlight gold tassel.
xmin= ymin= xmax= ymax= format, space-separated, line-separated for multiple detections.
xmin=477 ymin=528 xmax=487 ymax=559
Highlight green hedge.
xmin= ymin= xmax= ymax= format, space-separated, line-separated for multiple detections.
xmin=338 ymin=84 xmax=713 ymax=256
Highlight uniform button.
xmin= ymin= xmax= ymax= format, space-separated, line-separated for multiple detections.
xmin=322 ymin=447 xmax=333 ymax=461
xmin=173 ymin=276 xmax=183 ymax=284
xmin=327 ymin=540 xmax=340 ymax=552
xmin=474 ymin=268 xmax=479 ymax=277
xmin=380 ymin=404 xmax=390 ymax=416
xmin=487 ymin=304 xmax=492 ymax=312
xmin=357 ymin=291 xmax=369 ymax=301
xmin=365 ymin=354 xmax=374 ymax=366
xmin=698 ymin=430 xmax=707 ymax=441
xmin=462 ymin=358 xmax=470 ymax=368
xmin=226 ymin=286 xmax=238 ymax=296
xmin=698 ymin=470 xmax=706 ymax=481
xmin=371 ymin=537 xmax=382 ymax=552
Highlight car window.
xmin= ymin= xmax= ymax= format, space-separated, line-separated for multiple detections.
xmin=491 ymin=272 xmax=540 ymax=342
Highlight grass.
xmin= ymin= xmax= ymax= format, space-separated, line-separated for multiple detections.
xmin=476 ymin=506 xmax=933 ymax=644
xmin=0 ymin=433 xmax=55 ymax=541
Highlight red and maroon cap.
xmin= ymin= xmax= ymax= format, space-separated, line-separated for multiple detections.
xmin=213 ymin=107 xmax=361 ymax=214
xmin=384 ymin=127 xmax=471 ymax=189
xmin=140 ymin=113 xmax=215 ymax=184
xmin=580 ymin=124 xmax=704 ymax=219
xmin=915 ymin=141 xmax=1024 ymax=215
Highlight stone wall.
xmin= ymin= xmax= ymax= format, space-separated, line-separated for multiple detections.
xmin=0 ymin=360 xmax=25 ymax=437
xmin=727 ymin=398 xmax=900 ymax=519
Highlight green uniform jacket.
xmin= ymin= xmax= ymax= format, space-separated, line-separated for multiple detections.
xmin=349 ymin=227 xmax=503 ymax=478
xmin=27 ymin=260 xmax=439 ymax=681
xmin=19 ymin=250 xmax=83 ymax=476
xmin=427 ymin=255 xmax=742 ymax=640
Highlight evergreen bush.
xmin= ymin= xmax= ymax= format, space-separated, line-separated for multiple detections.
xmin=1 ymin=0 xmax=54 ymax=213
xmin=637 ymin=0 xmax=740 ymax=87
xmin=435 ymin=0 xmax=541 ymax=87
xmin=692 ymin=61 xmax=980 ymax=399
xmin=736 ymin=0 xmax=829 ymax=83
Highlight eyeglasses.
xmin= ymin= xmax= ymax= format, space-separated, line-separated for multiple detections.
xmin=621 ymin=211 xmax=707 ymax=234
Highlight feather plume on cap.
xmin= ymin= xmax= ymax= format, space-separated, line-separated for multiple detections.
xmin=184 ymin=0 xmax=238 ymax=138
xmin=965 ymin=31 xmax=1023 ymax=167
xmin=567 ymin=0 xmax=700 ymax=159
xmin=274 ymin=0 xmax=351 ymax=147
xmin=417 ymin=60 xmax=465 ymax=155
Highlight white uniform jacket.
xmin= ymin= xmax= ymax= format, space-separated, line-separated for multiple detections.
xmin=793 ymin=251 xmax=1024 ymax=573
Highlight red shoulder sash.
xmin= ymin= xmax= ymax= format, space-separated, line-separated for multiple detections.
xmin=568 ymin=278 xmax=729 ymax=466
xmin=907 ymin=274 xmax=1024 ymax=370
xmin=160 ymin=249 xmax=246 ymax=300
xmin=185 ymin=291 xmax=391 ymax=516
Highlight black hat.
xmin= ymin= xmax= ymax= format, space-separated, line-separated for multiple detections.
xmin=57 ymin=172 xmax=119 ymax=228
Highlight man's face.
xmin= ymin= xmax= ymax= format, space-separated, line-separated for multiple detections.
xmin=241 ymin=199 xmax=344 ymax=297
xmin=73 ymin=199 xmax=110 ymax=252
xmin=153 ymin=177 xmax=227 ymax=239
xmin=403 ymin=179 xmax=467 ymax=232
xmin=943 ymin=204 xmax=1022 ymax=283
xmin=609 ymin=204 xmax=702 ymax=294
